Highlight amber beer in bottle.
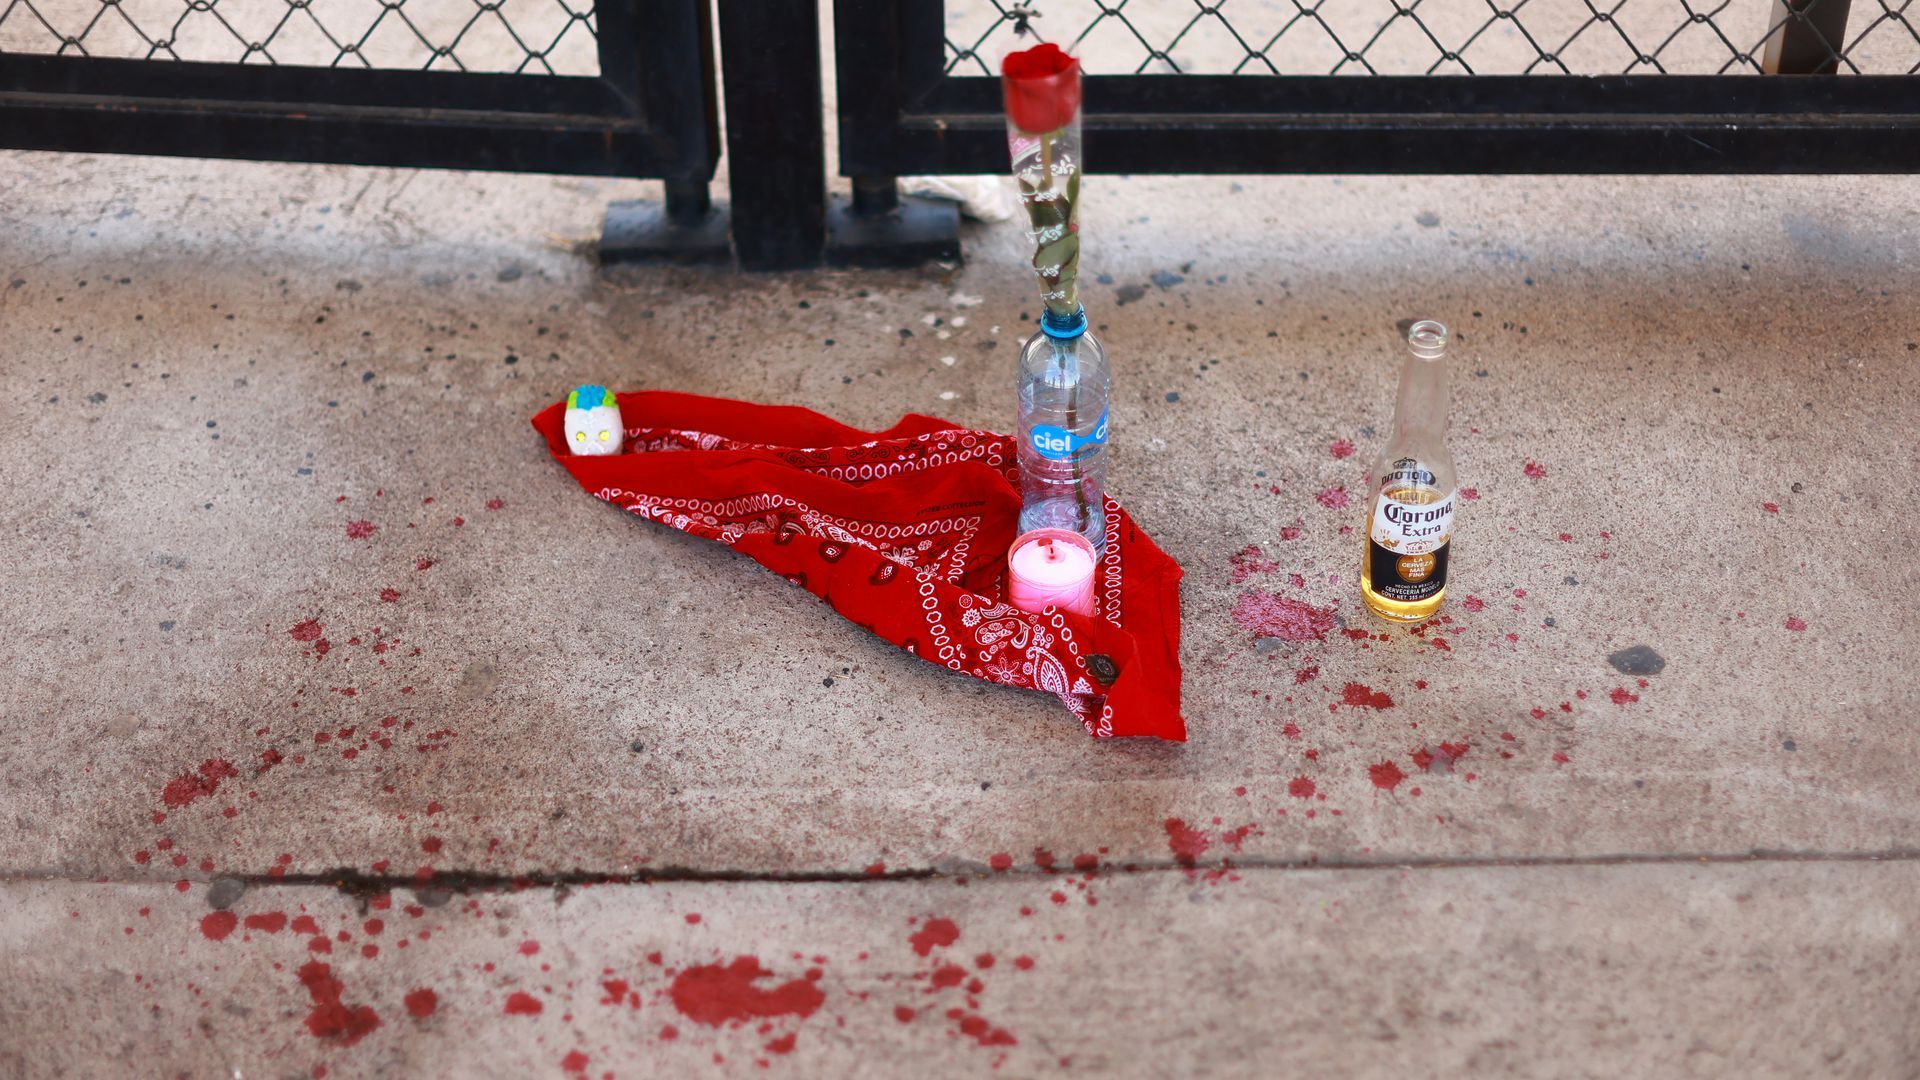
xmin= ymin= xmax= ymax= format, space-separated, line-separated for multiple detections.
xmin=1360 ymin=320 xmax=1458 ymax=621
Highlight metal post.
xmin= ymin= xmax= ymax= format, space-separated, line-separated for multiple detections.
xmin=598 ymin=0 xmax=729 ymax=265
xmin=1762 ymin=0 xmax=1853 ymax=74
xmin=716 ymin=0 xmax=827 ymax=270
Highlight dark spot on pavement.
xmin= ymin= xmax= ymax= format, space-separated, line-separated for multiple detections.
xmin=1415 ymin=211 xmax=1441 ymax=228
xmin=1114 ymin=284 xmax=1147 ymax=306
xmin=1607 ymin=644 xmax=1667 ymax=676
xmin=1150 ymin=270 xmax=1184 ymax=290
xmin=1782 ymin=738 xmax=1797 ymax=751
xmin=206 ymin=876 xmax=247 ymax=910
xmin=1165 ymin=392 xmax=1180 ymax=403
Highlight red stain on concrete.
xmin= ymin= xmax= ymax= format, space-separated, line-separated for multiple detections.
xmin=909 ymin=918 xmax=960 ymax=957
xmin=955 ymin=1013 xmax=1018 ymax=1047
xmin=765 ymin=1033 xmax=798 ymax=1055
xmin=1609 ymin=687 xmax=1640 ymax=705
xmin=1369 ymin=760 xmax=1407 ymax=791
xmin=161 ymin=759 xmax=239 ymax=809
xmin=1329 ymin=439 xmax=1356 ymax=459
xmin=1232 ymin=589 xmax=1339 ymax=641
xmin=1524 ymin=461 xmax=1547 ymax=480
xmin=895 ymin=1005 xmax=917 ymax=1023
xmin=379 ymin=588 xmax=400 ymax=603
xmin=200 ymin=911 xmax=238 ymax=941
xmin=1340 ymin=683 xmax=1394 ymax=709
xmin=1459 ymin=487 xmax=1480 ymax=500
xmin=1315 ymin=486 xmax=1350 ymax=509
xmin=1763 ymin=502 xmax=1780 ymax=513
xmin=1460 ymin=595 xmax=1485 ymax=612
xmin=1785 ymin=615 xmax=1807 ymax=631
xmin=289 ymin=619 xmax=325 ymax=642
xmin=1163 ymin=818 xmax=1210 ymax=868
xmin=504 ymin=992 xmax=543 ymax=1016
xmin=931 ymin=964 xmax=967 ymax=989
xmin=987 ymin=853 xmax=1013 ymax=872
xmin=561 ymin=1050 xmax=590 ymax=1073
xmin=668 ymin=957 xmax=825 ymax=1028
xmin=1288 ymin=776 xmax=1316 ymax=799
xmin=245 ymin=912 xmax=287 ymax=934
xmin=1229 ymin=545 xmax=1281 ymax=583
xmin=405 ymin=988 xmax=438 ymax=1018
xmin=297 ymin=961 xmax=380 ymax=1045
xmin=345 ymin=520 xmax=377 ymax=540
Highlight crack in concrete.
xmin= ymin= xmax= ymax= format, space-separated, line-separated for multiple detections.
xmin=6 ymin=847 xmax=1918 ymax=897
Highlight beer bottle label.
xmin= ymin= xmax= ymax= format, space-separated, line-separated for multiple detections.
xmin=1368 ymin=493 xmax=1454 ymax=603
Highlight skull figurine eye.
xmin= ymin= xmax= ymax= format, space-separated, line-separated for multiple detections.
xmin=598 ymin=430 xmax=610 ymax=443
xmin=573 ymin=430 xmax=586 ymax=443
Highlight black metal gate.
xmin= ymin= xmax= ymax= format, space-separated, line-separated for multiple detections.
xmin=6 ymin=0 xmax=1920 ymax=271
xmin=0 ymin=0 xmax=722 ymax=254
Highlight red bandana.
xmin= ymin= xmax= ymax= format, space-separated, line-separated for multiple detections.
xmin=533 ymin=391 xmax=1185 ymax=740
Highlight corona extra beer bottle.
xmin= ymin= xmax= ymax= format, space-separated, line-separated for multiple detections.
xmin=1360 ymin=320 xmax=1458 ymax=621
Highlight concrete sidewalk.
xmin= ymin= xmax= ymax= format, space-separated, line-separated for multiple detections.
xmin=1 ymin=152 xmax=1915 ymax=1077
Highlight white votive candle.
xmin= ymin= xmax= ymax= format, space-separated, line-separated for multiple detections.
xmin=1007 ymin=528 xmax=1098 ymax=617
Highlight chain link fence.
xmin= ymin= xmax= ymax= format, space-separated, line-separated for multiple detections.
xmin=0 ymin=0 xmax=599 ymax=73
xmin=944 ymin=0 xmax=1920 ymax=75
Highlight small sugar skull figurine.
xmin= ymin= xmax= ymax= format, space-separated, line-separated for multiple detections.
xmin=564 ymin=384 xmax=623 ymax=456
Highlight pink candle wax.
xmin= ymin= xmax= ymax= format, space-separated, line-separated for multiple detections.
xmin=1007 ymin=528 xmax=1098 ymax=617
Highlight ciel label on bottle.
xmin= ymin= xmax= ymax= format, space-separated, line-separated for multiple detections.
xmin=1028 ymin=409 xmax=1110 ymax=461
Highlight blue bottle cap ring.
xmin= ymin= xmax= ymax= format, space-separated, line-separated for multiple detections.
xmin=1040 ymin=306 xmax=1088 ymax=340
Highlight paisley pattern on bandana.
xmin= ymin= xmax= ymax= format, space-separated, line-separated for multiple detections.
xmin=534 ymin=390 xmax=1185 ymax=741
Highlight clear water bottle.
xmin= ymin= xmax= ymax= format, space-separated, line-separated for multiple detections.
xmin=1016 ymin=307 xmax=1110 ymax=550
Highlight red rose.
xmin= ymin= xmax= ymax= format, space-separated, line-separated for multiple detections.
xmin=1001 ymin=43 xmax=1081 ymax=134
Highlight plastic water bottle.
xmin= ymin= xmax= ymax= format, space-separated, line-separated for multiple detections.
xmin=1016 ymin=306 xmax=1110 ymax=550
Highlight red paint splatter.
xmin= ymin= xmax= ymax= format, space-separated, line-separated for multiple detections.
xmin=297 ymin=961 xmax=380 ymax=1046
xmin=291 ymin=915 xmax=320 ymax=935
xmin=895 ymin=1005 xmax=917 ymax=1023
xmin=931 ymin=964 xmax=967 ymax=988
xmin=245 ymin=912 xmax=287 ymax=934
xmin=1293 ymin=665 xmax=1319 ymax=686
xmin=1553 ymin=752 xmax=1571 ymax=764
xmin=987 ymin=853 xmax=1012 ymax=872
xmin=1368 ymin=760 xmax=1407 ymax=791
xmin=955 ymin=1013 xmax=1018 ymax=1047
xmin=1163 ymin=818 xmax=1210 ymax=868
xmin=1459 ymin=487 xmax=1480 ymax=500
xmin=289 ymin=619 xmax=324 ymax=642
xmin=1523 ymin=461 xmax=1547 ymax=480
xmin=161 ymin=758 xmax=239 ymax=809
xmin=1232 ymin=589 xmax=1338 ymax=641
xmin=765 ymin=1033 xmax=798 ymax=1056
xmin=405 ymin=988 xmax=437 ymax=1018
xmin=669 ymin=957 xmax=826 ymax=1028
xmin=486 ymin=498 xmax=505 ymax=510
xmin=1288 ymin=776 xmax=1316 ymax=799
xmin=659 ymin=1025 xmax=679 ymax=1041
xmin=345 ymin=520 xmax=377 ymax=540
xmin=1329 ymin=439 xmax=1356 ymax=459
xmin=1229 ymin=545 xmax=1282 ymax=583
xmin=1411 ymin=747 xmax=1436 ymax=771
xmin=379 ymin=588 xmax=400 ymax=603
xmin=1279 ymin=525 xmax=1302 ymax=541
xmin=1785 ymin=615 xmax=1807 ymax=632
xmin=415 ymin=558 xmax=434 ymax=571
xmin=600 ymin=979 xmax=630 ymax=1005
xmin=1340 ymin=683 xmax=1394 ymax=709
xmin=200 ymin=911 xmax=238 ymax=941
xmin=1763 ymin=502 xmax=1779 ymax=513
xmin=518 ymin=940 xmax=539 ymax=955
xmin=1014 ymin=956 xmax=1035 ymax=970
xmin=420 ymin=837 xmax=442 ymax=854
xmin=561 ymin=1051 xmax=590 ymax=1073
xmin=1461 ymin=595 xmax=1485 ymax=613
xmin=1282 ymin=722 xmax=1302 ymax=739
xmin=504 ymin=992 xmax=544 ymax=1016
xmin=909 ymin=918 xmax=960 ymax=957
xmin=1315 ymin=486 xmax=1350 ymax=509
xmin=1609 ymin=688 xmax=1639 ymax=705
